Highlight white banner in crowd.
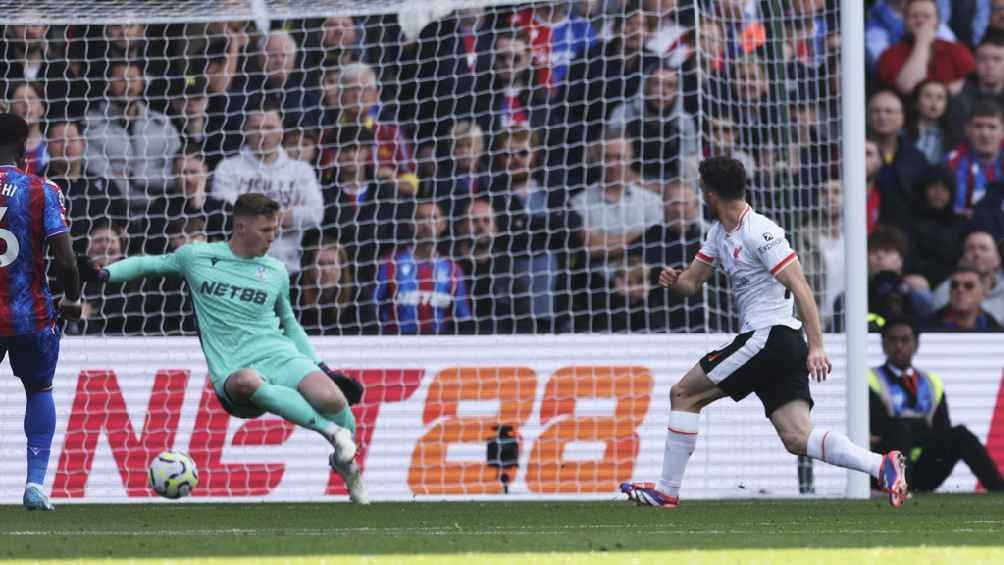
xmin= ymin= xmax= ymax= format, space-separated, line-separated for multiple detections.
xmin=1 ymin=334 xmax=1001 ymax=503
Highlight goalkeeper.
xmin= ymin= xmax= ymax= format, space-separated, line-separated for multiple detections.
xmin=78 ymin=192 xmax=368 ymax=504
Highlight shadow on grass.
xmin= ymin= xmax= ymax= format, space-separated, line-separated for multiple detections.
xmin=1 ymin=495 xmax=1001 ymax=558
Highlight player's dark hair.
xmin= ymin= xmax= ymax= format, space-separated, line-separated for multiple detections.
xmin=233 ymin=192 xmax=280 ymax=218
xmin=0 ymin=113 xmax=29 ymax=164
xmin=698 ymin=156 xmax=747 ymax=200
xmin=867 ymin=225 xmax=908 ymax=257
xmin=881 ymin=316 xmax=920 ymax=340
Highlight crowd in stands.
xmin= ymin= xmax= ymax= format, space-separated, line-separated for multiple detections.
xmin=2 ymin=0 xmax=1002 ymax=334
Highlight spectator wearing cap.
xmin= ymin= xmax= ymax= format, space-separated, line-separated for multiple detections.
xmin=85 ymin=59 xmax=183 ymax=210
xmin=870 ymin=317 xmax=1004 ymax=492
xmin=932 ymin=231 xmax=1004 ymax=322
xmin=925 ymin=266 xmax=1004 ymax=331
xmin=867 ymin=90 xmax=928 ymax=231
xmin=167 ymin=76 xmax=211 ymax=155
xmin=946 ymin=99 xmax=1004 ymax=217
xmin=906 ymin=166 xmax=968 ymax=289
xmin=876 ymin=0 xmax=975 ymax=96
xmin=948 ymin=30 xmax=1004 ymax=143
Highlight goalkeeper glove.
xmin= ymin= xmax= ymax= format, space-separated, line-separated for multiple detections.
xmin=319 ymin=363 xmax=364 ymax=406
xmin=77 ymin=255 xmax=109 ymax=283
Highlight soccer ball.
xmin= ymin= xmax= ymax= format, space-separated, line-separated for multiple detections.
xmin=148 ymin=451 xmax=198 ymax=499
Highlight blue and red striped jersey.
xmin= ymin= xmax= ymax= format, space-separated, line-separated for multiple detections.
xmin=374 ymin=248 xmax=472 ymax=334
xmin=0 ymin=165 xmax=69 ymax=336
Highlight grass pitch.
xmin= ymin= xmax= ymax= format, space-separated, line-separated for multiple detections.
xmin=1 ymin=495 xmax=1002 ymax=563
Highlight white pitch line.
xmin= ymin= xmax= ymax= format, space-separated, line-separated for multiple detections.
xmin=4 ymin=525 xmax=1002 ymax=537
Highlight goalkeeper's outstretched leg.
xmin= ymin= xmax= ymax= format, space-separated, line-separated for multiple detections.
xmin=221 ymin=367 xmax=369 ymax=504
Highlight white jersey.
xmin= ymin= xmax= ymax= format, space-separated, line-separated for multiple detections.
xmin=695 ymin=206 xmax=802 ymax=333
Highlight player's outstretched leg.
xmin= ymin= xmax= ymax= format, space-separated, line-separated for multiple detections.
xmin=298 ymin=372 xmax=369 ymax=505
xmin=770 ymin=400 xmax=908 ymax=507
xmin=621 ymin=364 xmax=727 ymax=508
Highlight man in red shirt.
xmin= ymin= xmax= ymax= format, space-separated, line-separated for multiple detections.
xmin=876 ymin=0 xmax=975 ymax=96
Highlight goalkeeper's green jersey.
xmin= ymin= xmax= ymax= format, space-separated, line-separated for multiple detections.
xmin=104 ymin=241 xmax=320 ymax=380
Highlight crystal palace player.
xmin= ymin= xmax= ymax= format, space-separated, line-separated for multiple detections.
xmin=621 ymin=157 xmax=909 ymax=508
xmin=0 ymin=113 xmax=82 ymax=511
xmin=78 ymin=193 xmax=368 ymax=503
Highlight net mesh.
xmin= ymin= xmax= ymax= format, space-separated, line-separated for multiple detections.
xmin=1 ymin=0 xmax=843 ymax=336
xmin=0 ymin=0 xmax=847 ymax=501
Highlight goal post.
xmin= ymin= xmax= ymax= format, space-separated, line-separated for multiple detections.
xmin=0 ymin=0 xmax=876 ymax=502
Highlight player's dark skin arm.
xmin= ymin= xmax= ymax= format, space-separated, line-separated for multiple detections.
xmin=49 ymin=232 xmax=81 ymax=321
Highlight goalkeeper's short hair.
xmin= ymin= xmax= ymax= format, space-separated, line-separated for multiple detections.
xmin=233 ymin=193 xmax=280 ymax=218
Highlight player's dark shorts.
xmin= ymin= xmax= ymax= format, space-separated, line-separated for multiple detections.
xmin=699 ymin=325 xmax=813 ymax=417
xmin=0 ymin=325 xmax=61 ymax=390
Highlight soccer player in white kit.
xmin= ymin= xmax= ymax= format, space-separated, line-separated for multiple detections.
xmin=620 ymin=157 xmax=909 ymax=508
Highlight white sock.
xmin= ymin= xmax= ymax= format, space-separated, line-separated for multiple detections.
xmin=657 ymin=411 xmax=700 ymax=496
xmin=806 ymin=428 xmax=883 ymax=478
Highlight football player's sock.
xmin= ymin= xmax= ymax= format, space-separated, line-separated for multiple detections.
xmin=658 ymin=411 xmax=700 ymax=497
xmin=807 ymin=428 xmax=883 ymax=478
xmin=24 ymin=389 xmax=55 ymax=486
xmin=250 ymin=383 xmax=333 ymax=435
xmin=324 ymin=406 xmax=356 ymax=436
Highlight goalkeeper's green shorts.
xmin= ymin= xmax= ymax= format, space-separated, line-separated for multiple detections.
xmin=212 ymin=354 xmax=321 ymax=419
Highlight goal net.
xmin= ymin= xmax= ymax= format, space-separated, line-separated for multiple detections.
xmin=0 ymin=0 xmax=850 ymax=502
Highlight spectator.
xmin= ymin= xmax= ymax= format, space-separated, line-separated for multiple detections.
xmin=318 ymin=16 xmax=361 ymax=72
xmin=7 ymin=82 xmax=48 ymax=174
xmin=925 ymin=266 xmax=1004 ymax=331
xmin=283 ymin=129 xmax=319 ymax=165
xmin=990 ymin=0 xmax=1004 ymax=37
xmin=704 ymin=114 xmax=756 ymax=177
xmin=946 ymin=99 xmax=1004 ymax=216
xmin=635 ymin=179 xmax=707 ymax=332
xmin=932 ymin=231 xmax=1004 ymax=321
xmin=866 ymin=0 xmax=957 ymax=70
xmin=71 ymin=220 xmax=142 ymax=335
xmin=290 ymin=238 xmax=371 ymax=335
xmin=571 ymin=132 xmax=662 ymax=288
xmin=906 ymin=79 xmax=952 ymax=164
xmin=167 ymin=76 xmax=212 ymax=155
xmin=243 ymin=29 xmax=321 ymax=131
xmin=412 ymin=8 xmax=491 ymax=142
xmin=948 ymin=30 xmax=1004 ymax=143
xmin=373 ymin=201 xmax=473 ymax=334
xmin=795 ymin=179 xmax=845 ymax=331
xmin=318 ymin=126 xmax=403 ymax=277
xmin=211 ymin=101 xmax=323 ymax=274
xmin=876 ymin=0 xmax=975 ymax=96
xmin=472 ymin=33 xmax=551 ymax=137
xmin=906 ymin=166 xmax=967 ymax=289
xmin=489 ymin=125 xmax=572 ymax=330
xmin=607 ymin=60 xmax=698 ymax=180
xmin=199 ymin=32 xmax=249 ymax=167
xmin=139 ymin=151 xmax=229 ymax=255
xmin=0 ymin=22 xmax=49 ymax=81
xmin=865 ymin=138 xmax=883 ymax=234
xmin=510 ymin=1 xmax=597 ymax=96
xmin=452 ymin=197 xmax=534 ymax=333
xmin=42 ymin=120 xmax=127 ymax=244
xmin=709 ymin=0 xmax=767 ymax=59
xmin=867 ymin=90 xmax=928 ymax=230
xmin=560 ymin=3 xmax=660 ymax=166
xmin=432 ymin=120 xmax=489 ymax=218
xmin=870 ymin=318 xmax=1004 ymax=492
xmin=644 ymin=0 xmax=694 ymax=64
xmin=85 ymin=59 xmax=183 ymax=211
xmin=587 ymin=256 xmax=659 ymax=332
xmin=970 ymin=182 xmax=1004 ymax=241
xmin=318 ymin=62 xmax=418 ymax=194
xmin=727 ymin=55 xmax=783 ymax=165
